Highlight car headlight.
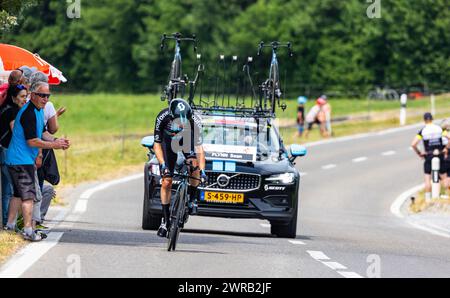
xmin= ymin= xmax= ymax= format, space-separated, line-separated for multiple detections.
xmin=265 ymin=173 xmax=295 ymax=184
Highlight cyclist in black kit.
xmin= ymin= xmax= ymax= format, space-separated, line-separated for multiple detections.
xmin=411 ymin=113 xmax=449 ymax=201
xmin=154 ymin=98 xmax=206 ymax=237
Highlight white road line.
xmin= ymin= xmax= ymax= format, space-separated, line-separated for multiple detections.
xmin=304 ymin=123 xmax=423 ymax=148
xmin=407 ymin=221 xmax=450 ymax=239
xmin=307 ymin=251 xmax=330 ymax=260
xmin=80 ymin=173 xmax=143 ymax=199
xmin=322 ymin=164 xmax=337 ymax=170
xmin=322 ymin=262 xmax=347 ymax=270
xmin=288 ymin=240 xmax=306 ymax=245
xmin=381 ymin=150 xmax=396 ymax=156
xmin=74 ymin=199 xmax=88 ymax=214
xmin=337 ymin=271 xmax=364 ymax=278
xmin=391 ymin=183 xmax=450 ymax=238
xmin=0 ymin=232 xmax=64 ymax=278
xmin=260 ymin=223 xmax=271 ymax=228
xmin=390 ymin=184 xmax=424 ymax=219
xmin=0 ymin=173 xmax=145 ymax=278
xmin=352 ymin=157 xmax=368 ymax=163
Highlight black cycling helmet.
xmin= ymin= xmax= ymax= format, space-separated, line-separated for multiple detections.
xmin=169 ymin=98 xmax=192 ymax=123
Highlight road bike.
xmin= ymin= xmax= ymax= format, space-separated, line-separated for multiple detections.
xmin=257 ymin=41 xmax=293 ymax=114
xmin=167 ymin=159 xmax=202 ymax=251
xmin=160 ymin=32 xmax=197 ymax=103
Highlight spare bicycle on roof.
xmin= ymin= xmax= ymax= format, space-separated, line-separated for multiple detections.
xmin=258 ymin=41 xmax=293 ymax=114
xmin=159 ymin=32 xmax=204 ymax=104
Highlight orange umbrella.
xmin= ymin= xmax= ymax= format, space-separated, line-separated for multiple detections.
xmin=0 ymin=43 xmax=67 ymax=85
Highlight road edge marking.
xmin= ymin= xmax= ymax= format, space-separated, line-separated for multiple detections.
xmin=0 ymin=173 xmax=144 ymax=278
xmin=391 ymin=184 xmax=450 ymax=238
xmin=80 ymin=173 xmax=144 ymax=199
xmin=390 ymin=184 xmax=424 ymax=219
xmin=0 ymin=232 xmax=64 ymax=278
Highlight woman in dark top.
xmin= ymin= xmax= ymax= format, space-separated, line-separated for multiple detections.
xmin=0 ymin=84 xmax=28 ymax=226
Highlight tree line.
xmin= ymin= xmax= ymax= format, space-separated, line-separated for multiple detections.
xmin=1 ymin=0 xmax=449 ymax=96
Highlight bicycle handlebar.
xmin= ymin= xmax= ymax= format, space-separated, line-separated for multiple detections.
xmin=257 ymin=41 xmax=293 ymax=57
xmin=160 ymin=32 xmax=197 ymax=52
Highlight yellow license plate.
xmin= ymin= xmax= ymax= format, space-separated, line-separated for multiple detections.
xmin=203 ymin=191 xmax=244 ymax=204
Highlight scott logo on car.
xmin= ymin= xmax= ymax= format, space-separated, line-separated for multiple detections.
xmin=264 ymin=185 xmax=286 ymax=191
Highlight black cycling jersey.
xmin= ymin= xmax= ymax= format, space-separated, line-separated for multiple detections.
xmin=154 ymin=108 xmax=203 ymax=155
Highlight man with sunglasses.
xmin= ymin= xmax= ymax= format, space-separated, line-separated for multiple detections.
xmin=4 ymin=82 xmax=70 ymax=241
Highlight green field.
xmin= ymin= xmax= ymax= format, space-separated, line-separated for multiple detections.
xmin=50 ymin=93 xmax=449 ymax=185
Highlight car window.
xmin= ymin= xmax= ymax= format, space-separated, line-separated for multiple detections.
xmin=202 ymin=115 xmax=281 ymax=160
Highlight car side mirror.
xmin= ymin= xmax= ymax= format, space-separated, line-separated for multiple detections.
xmin=141 ymin=136 xmax=155 ymax=154
xmin=289 ymin=144 xmax=307 ymax=162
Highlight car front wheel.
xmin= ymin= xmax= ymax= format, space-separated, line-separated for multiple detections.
xmin=270 ymin=209 xmax=298 ymax=238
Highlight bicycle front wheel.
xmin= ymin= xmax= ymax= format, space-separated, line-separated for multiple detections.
xmin=167 ymin=185 xmax=186 ymax=251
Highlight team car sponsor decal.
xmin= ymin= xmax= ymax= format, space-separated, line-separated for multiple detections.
xmin=264 ymin=185 xmax=286 ymax=191
xmin=203 ymin=144 xmax=257 ymax=162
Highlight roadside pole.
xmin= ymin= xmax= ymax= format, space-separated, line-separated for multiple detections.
xmin=430 ymin=94 xmax=436 ymax=116
xmin=431 ymin=149 xmax=440 ymax=199
xmin=400 ymin=93 xmax=407 ymax=126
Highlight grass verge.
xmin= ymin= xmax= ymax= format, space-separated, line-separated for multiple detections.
xmin=0 ymin=232 xmax=26 ymax=265
xmin=409 ymin=188 xmax=450 ymax=214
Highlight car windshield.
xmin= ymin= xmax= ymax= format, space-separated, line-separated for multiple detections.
xmin=201 ymin=115 xmax=282 ymax=161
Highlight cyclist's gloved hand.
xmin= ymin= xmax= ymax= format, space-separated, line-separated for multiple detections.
xmin=200 ymin=169 xmax=207 ymax=184
xmin=160 ymin=163 xmax=171 ymax=177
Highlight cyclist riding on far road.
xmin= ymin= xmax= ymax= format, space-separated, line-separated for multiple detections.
xmin=153 ymin=98 xmax=206 ymax=237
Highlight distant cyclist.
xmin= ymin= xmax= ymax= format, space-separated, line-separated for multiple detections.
xmin=411 ymin=113 xmax=449 ymax=202
xmin=153 ymin=98 xmax=206 ymax=237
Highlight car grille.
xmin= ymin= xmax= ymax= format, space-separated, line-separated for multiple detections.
xmin=201 ymin=172 xmax=260 ymax=192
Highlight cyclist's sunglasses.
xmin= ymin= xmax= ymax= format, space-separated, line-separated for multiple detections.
xmin=33 ymin=92 xmax=51 ymax=99
xmin=16 ymin=84 xmax=27 ymax=91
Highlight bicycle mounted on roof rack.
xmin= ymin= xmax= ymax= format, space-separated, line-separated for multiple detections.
xmin=192 ymin=56 xmax=274 ymax=118
xmin=160 ymin=33 xmax=204 ymax=104
xmin=258 ymin=41 xmax=293 ymax=114
xmin=192 ymin=42 xmax=293 ymax=119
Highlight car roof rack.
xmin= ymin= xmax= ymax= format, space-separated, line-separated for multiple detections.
xmin=192 ymin=105 xmax=275 ymax=118
xmin=189 ymin=55 xmax=279 ymax=119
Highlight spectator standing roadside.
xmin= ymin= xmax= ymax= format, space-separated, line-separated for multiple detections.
xmin=317 ymin=95 xmax=332 ymax=138
xmin=0 ymin=69 xmax=24 ymax=106
xmin=304 ymin=96 xmax=328 ymax=138
xmin=296 ymin=96 xmax=307 ymax=137
xmin=441 ymin=120 xmax=450 ymax=196
xmin=30 ymin=71 xmax=66 ymax=134
xmin=0 ymin=84 xmax=28 ymax=226
xmin=4 ymin=82 xmax=70 ymax=241
xmin=28 ymin=71 xmax=66 ymax=228
xmin=411 ymin=113 xmax=449 ymax=202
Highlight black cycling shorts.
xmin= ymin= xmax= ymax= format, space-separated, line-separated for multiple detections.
xmin=160 ymin=142 xmax=196 ymax=178
xmin=8 ymin=165 xmax=36 ymax=201
xmin=424 ymin=155 xmax=447 ymax=175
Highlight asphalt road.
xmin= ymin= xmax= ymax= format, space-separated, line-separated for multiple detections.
xmin=9 ymin=124 xmax=450 ymax=278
